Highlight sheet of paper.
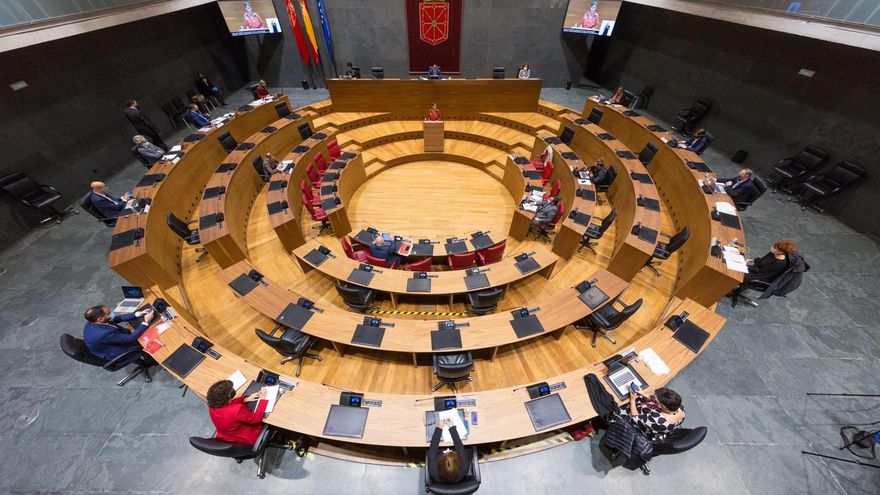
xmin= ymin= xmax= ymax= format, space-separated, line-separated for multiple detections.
xmin=438 ymin=409 xmax=468 ymax=441
xmin=170 ymin=145 xmax=182 ymax=152
xmin=723 ymin=250 xmax=749 ymax=273
xmin=154 ymin=321 xmax=171 ymax=334
xmin=227 ymin=370 xmax=247 ymax=391
xmin=639 ymin=348 xmax=669 ymax=375
xmin=262 ymin=385 xmax=280 ymax=413
xmin=529 ymin=191 xmax=544 ymax=202
xmin=522 ymin=203 xmax=537 ymax=212
xmin=577 ymin=178 xmax=591 ymax=185
xmin=715 ymin=201 xmax=737 ymax=215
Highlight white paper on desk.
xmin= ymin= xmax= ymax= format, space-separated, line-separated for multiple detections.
xmin=438 ymin=409 xmax=468 ymax=441
xmin=154 ymin=321 xmax=171 ymax=334
xmin=722 ymin=245 xmax=740 ymax=255
xmin=522 ymin=203 xmax=538 ymax=212
xmin=227 ymin=370 xmax=247 ymax=391
xmin=529 ymin=191 xmax=544 ymax=202
xmin=170 ymin=145 xmax=182 ymax=152
xmin=210 ymin=118 xmax=225 ymax=125
xmin=715 ymin=201 xmax=737 ymax=215
xmin=162 ymin=154 xmax=181 ymax=164
xmin=262 ymin=385 xmax=280 ymax=413
xmin=723 ymin=250 xmax=749 ymax=273
xmin=577 ymin=178 xmax=591 ymax=185
xmin=198 ymin=126 xmax=213 ymax=132
xmin=639 ymin=348 xmax=669 ymax=375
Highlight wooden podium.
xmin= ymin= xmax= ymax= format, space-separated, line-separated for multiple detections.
xmin=424 ymin=120 xmax=444 ymax=152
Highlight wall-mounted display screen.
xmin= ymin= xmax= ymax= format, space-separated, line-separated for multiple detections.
xmin=218 ymin=0 xmax=282 ymax=36
xmin=562 ymin=0 xmax=623 ymax=36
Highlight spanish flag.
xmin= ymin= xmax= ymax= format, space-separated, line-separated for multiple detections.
xmin=299 ymin=0 xmax=321 ymax=64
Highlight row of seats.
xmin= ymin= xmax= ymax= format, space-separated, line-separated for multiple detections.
xmin=768 ymin=145 xmax=866 ymax=212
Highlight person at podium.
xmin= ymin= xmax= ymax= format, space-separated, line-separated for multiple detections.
xmin=579 ymin=1 xmax=600 ymax=30
xmin=518 ymin=63 xmax=531 ymax=80
xmin=427 ymin=103 xmax=442 ymax=121
xmin=255 ymin=79 xmax=271 ymax=99
xmin=427 ymin=64 xmax=442 ymax=79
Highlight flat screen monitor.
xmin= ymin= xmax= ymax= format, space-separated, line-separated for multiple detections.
xmin=562 ymin=0 xmax=622 ymax=36
xmin=218 ymin=0 xmax=282 ymax=37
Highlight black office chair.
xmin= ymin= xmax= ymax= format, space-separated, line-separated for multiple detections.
xmin=620 ymin=90 xmax=637 ymax=108
xmin=787 ymin=161 xmax=865 ymax=212
xmin=166 ymin=212 xmax=208 ymax=262
xmin=578 ymin=208 xmax=617 ymax=254
xmin=60 ymin=333 xmax=152 ymax=386
xmin=335 ymin=282 xmax=379 ymax=313
xmin=79 ymin=192 xmax=116 ymax=227
xmin=640 ymin=427 xmax=708 ymax=476
xmin=575 ymin=297 xmax=642 ymax=347
xmin=160 ymin=101 xmax=187 ymax=129
xmin=768 ymin=145 xmax=829 ymax=193
xmin=255 ymin=325 xmax=321 ymax=377
xmin=130 ymin=145 xmax=153 ymax=166
xmin=673 ymin=97 xmax=712 ymax=134
xmin=274 ymin=100 xmax=290 ymax=119
xmin=638 ymin=142 xmax=658 ymax=166
xmin=432 ymin=352 xmax=474 ymax=393
xmin=633 ymin=86 xmax=653 ymax=110
xmin=587 ymin=107 xmax=604 ymax=125
xmin=465 ymin=287 xmax=504 ymax=315
xmin=425 ymin=447 xmax=482 ymax=495
xmin=186 ymin=89 xmax=214 ymax=111
xmin=0 ymin=171 xmax=76 ymax=224
xmin=171 ymin=97 xmax=193 ymax=128
xmin=190 ymin=425 xmax=290 ymax=479
xmin=735 ymin=176 xmax=768 ymax=211
xmin=492 ymin=66 xmax=505 ymax=79
xmin=642 ymin=226 xmax=690 ymax=277
xmin=252 ymin=156 xmax=270 ymax=182
xmin=728 ymin=278 xmax=771 ymax=308
xmin=596 ymin=165 xmax=618 ymax=195
xmin=217 ymin=131 xmax=238 ymax=153
xmin=371 ymin=67 xmax=384 ymax=79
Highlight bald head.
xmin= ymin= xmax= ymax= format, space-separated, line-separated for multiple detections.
xmin=90 ymin=181 xmax=106 ymax=194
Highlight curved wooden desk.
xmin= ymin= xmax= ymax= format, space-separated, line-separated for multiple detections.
xmin=348 ymin=226 xmax=506 ymax=261
xmin=582 ymin=99 xmax=746 ymax=305
xmin=149 ymin=292 xmax=721 ymax=448
xmin=317 ymin=152 xmax=367 ymax=237
xmin=219 ymin=260 xmax=626 ymax=362
xmin=199 ymin=111 xmax=316 ymax=268
xmin=292 ymin=239 xmax=559 ymax=309
xmin=109 ymin=96 xmax=291 ymax=289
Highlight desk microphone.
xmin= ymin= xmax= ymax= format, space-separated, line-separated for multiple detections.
xmin=427 ymin=274 xmax=439 ymax=278
xmin=456 ymin=322 xmax=470 ymax=327
xmin=527 ymin=306 xmax=541 ymax=314
xmin=379 ymin=322 xmax=395 ymax=327
xmin=321 ymin=382 xmax=346 ymax=391
xmin=371 ymin=268 xmax=383 ymax=273
xmin=524 ymin=251 xmax=536 ymax=257
xmin=309 ymin=306 xmax=325 ymax=314
xmin=414 ymin=397 xmax=435 ymax=403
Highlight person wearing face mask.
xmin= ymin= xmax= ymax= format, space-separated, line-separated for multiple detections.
xmin=623 ymin=386 xmax=686 ymax=442
xmin=124 ymin=99 xmax=168 ymax=150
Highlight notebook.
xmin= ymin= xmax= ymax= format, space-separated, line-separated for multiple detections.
xmin=323 ymin=405 xmax=369 ymax=439
xmin=303 ymin=249 xmax=328 ymax=266
xmin=637 ymin=226 xmax=658 ymax=244
xmin=525 ymin=394 xmax=571 ymax=432
xmin=276 ymin=303 xmax=313 ymax=330
xmin=510 ymin=314 xmax=544 ymax=339
xmin=577 ymin=189 xmax=596 ymax=201
xmin=616 ymin=150 xmax=636 ymax=160
xmin=162 ymin=345 xmax=205 ymax=379
xmin=603 ymin=364 xmax=647 ymax=400
xmin=406 ymin=278 xmax=431 ymax=293
xmin=431 ymin=329 xmax=462 ymax=350
xmin=229 ymin=274 xmax=259 ymax=297
xmin=411 ymin=243 xmax=435 ymax=257
xmin=515 ymin=257 xmax=541 ymax=275
xmin=718 ymin=212 xmax=741 ymax=230
xmin=673 ymin=321 xmax=711 ymax=353
xmin=470 ymin=234 xmax=494 ymax=250
xmin=351 ymin=324 xmax=385 ymax=347
xmin=641 ymin=198 xmax=661 ymax=212
xmin=445 ymin=241 xmax=468 ymax=255
xmin=463 ymin=273 xmax=489 ymax=290
xmin=347 ymin=268 xmax=375 ymax=286
xmin=353 ymin=230 xmax=375 ymax=246
xmin=578 ymin=286 xmax=609 ymax=309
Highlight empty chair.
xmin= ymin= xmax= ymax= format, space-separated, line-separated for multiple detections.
xmin=326 ymin=140 xmax=341 ymax=160
xmin=540 ymin=161 xmax=555 ymax=185
xmin=578 ymin=208 xmax=617 ymax=254
xmin=189 ymin=425 xmax=286 ymax=479
xmin=299 ymin=179 xmax=321 ymax=207
xmin=315 ymin=154 xmax=328 ymax=175
xmin=365 ymin=252 xmax=398 ymax=269
xmin=371 ymin=67 xmax=384 ymax=79
xmin=640 ymin=427 xmax=708 ymax=476
xmin=529 ymin=200 xmax=565 ymax=242
xmin=560 ymin=126 xmax=575 ymax=145
xmin=335 ymin=282 xmax=379 ymax=312
xmin=475 ymin=240 xmax=506 ymax=265
xmin=425 ymin=446 xmax=481 ymax=495
xmin=465 ymin=287 xmax=504 ymax=315
xmin=253 ymin=156 xmax=270 ymax=182
xmin=587 ymin=107 xmax=604 ymax=125
xmin=620 ymin=90 xmax=637 ymax=108
xmin=341 ymin=236 xmax=368 ymax=262
xmin=492 ymin=66 xmax=505 ymax=79
xmin=735 ymin=176 xmax=768 ymax=211
xmin=633 ymin=85 xmax=653 ymax=110
xmin=301 ymin=195 xmax=331 ymax=234
xmin=595 ymin=165 xmax=618 ymax=199
xmin=60 ymin=333 xmax=152 ymax=386
xmin=639 ymin=142 xmax=658 ymax=166
xmin=306 ymin=162 xmax=321 ymax=184
xmin=79 ymin=192 xmax=116 ymax=227
xmin=403 ymin=257 xmax=432 ymax=271
xmin=186 ymin=89 xmax=214 ymax=111
xmin=575 ymin=297 xmax=643 ymax=347
xmin=769 ymin=145 xmax=829 ymax=193
xmin=432 ymin=352 xmax=474 ymax=393
xmin=549 ymin=178 xmax=562 ymax=198
xmin=166 ymin=212 xmax=208 ymax=262
xmin=789 ymin=161 xmax=865 ymax=212
xmin=255 ymin=325 xmax=322 ymax=377
xmin=642 ymin=226 xmax=690 ymax=277
xmin=674 ymin=97 xmax=712 ymax=134
xmin=217 ymin=131 xmax=237 ymax=153
xmin=447 ymin=251 xmax=477 ymax=270
xmin=274 ymin=100 xmax=290 ymax=118
xmin=0 ymin=171 xmax=76 ymax=224
xmin=160 ymin=101 xmax=187 ymax=129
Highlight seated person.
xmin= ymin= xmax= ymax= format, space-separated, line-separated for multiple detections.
xmin=343 ymin=62 xmax=360 ymax=79
xmin=531 ymin=196 xmax=560 ymax=228
xmin=187 ymin=103 xmax=211 ymax=127
xmin=82 ymin=305 xmax=155 ymax=366
xmin=589 ymin=158 xmax=610 ymax=186
xmin=262 ymin=152 xmax=281 ymax=178
xmin=255 ymin=79 xmax=271 ymax=99
xmin=196 ymin=72 xmax=226 ymax=105
xmin=369 ymin=236 xmax=402 ymax=268
xmin=677 ymin=128 xmax=711 ymax=154
xmin=427 ymin=64 xmax=442 ymax=78
xmin=427 ymin=418 xmax=471 ymax=485
xmin=606 ymin=86 xmax=625 ymax=104
xmin=622 ymin=386 xmax=686 ymax=442
xmin=746 ymin=240 xmax=795 ymax=283
xmin=518 ymin=63 xmax=531 ymax=80
xmin=89 ymin=181 xmax=131 ymax=219
xmin=717 ymin=168 xmax=757 ymax=204
xmin=131 ymin=135 xmax=166 ymax=164
xmin=207 ymin=380 xmax=268 ymax=445
xmin=427 ymin=103 xmax=442 ymax=121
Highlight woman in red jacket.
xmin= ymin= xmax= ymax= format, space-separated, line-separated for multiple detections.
xmin=207 ymin=380 xmax=268 ymax=445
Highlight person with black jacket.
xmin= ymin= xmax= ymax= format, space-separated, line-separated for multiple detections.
xmin=427 ymin=418 xmax=471 ymax=484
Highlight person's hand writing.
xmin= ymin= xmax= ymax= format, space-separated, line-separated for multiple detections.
xmin=245 ymin=392 xmax=261 ymax=402
xmin=438 ymin=418 xmax=453 ymax=430
xmin=258 ymin=389 xmax=267 ymax=400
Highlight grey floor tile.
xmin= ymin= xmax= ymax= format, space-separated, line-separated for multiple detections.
xmin=791 ymin=323 xmax=880 ymax=359
xmin=0 ymin=433 xmax=107 ymax=493
xmin=0 ymin=386 xmax=141 ymax=435
xmin=694 ymin=395 xmax=807 ymax=446
xmin=725 ymin=444 xmax=846 ymax=494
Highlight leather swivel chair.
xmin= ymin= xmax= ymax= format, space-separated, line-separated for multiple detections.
xmin=425 ymin=446 xmax=482 ymax=494
xmin=674 ymin=97 xmax=712 ymax=134
xmin=252 ymin=156 xmax=270 ymax=182
xmin=465 ymin=287 xmax=504 ymax=315
xmin=578 ymin=208 xmax=617 ymax=254
xmin=79 ymin=192 xmax=116 ymax=227
xmin=788 ymin=161 xmax=865 ymax=212
xmin=595 ymin=165 xmax=618 ymax=195
xmin=735 ymin=176 xmax=768 ymax=211
xmin=335 ymin=282 xmax=379 ymax=313
xmin=639 ymin=142 xmax=658 ymax=166
xmin=255 ymin=325 xmax=322 ymax=377
xmin=642 ymin=226 xmax=690 ymax=277
xmin=189 ymin=425 xmax=289 ymax=479
xmin=300 ymin=179 xmax=321 ymax=207
xmin=341 ymin=236 xmax=368 ymax=262
xmin=492 ymin=66 xmax=505 ymax=79
xmin=769 ymin=145 xmax=829 ymax=193
xmin=301 ymin=197 xmax=332 ymax=234
xmin=217 ymin=131 xmax=238 ymax=153
xmin=0 ymin=171 xmax=76 ymax=224
xmin=365 ymin=252 xmax=398 ymax=269
xmin=274 ymin=100 xmax=290 ymax=118
xmin=166 ymin=212 xmax=208 ymax=262
xmin=130 ymin=145 xmax=153 ymax=166
xmin=575 ymin=297 xmax=643 ymax=347
xmin=587 ymin=107 xmax=604 ymax=125
xmin=640 ymin=427 xmax=708 ymax=476
xmin=60 ymin=334 xmax=152 ymax=386
xmin=529 ymin=200 xmax=565 ymax=242
xmin=432 ymin=352 xmax=474 ymax=393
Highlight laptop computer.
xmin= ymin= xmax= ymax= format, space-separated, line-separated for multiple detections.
xmin=114 ymin=286 xmax=144 ymax=314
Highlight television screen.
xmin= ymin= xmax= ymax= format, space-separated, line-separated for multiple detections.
xmin=218 ymin=0 xmax=282 ymax=36
xmin=562 ymin=0 xmax=622 ymax=36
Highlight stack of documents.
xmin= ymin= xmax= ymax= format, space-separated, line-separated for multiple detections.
xmin=529 ymin=190 xmax=544 ymax=202
xmin=639 ymin=348 xmax=670 ymax=375
xmin=522 ymin=203 xmax=538 ymax=212
xmin=722 ymin=245 xmax=749 ymax=273
xmin=438 ymin=409 xmax=469 ymax=441
xmin=715 ymin=201 xmax=737 ymax=215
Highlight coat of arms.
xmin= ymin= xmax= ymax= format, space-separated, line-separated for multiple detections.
xmin=419 ymin=1 xmax=449 ymax=46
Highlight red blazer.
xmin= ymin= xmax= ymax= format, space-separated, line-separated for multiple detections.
xmin=209 ymin=397 xmax=268 ymax=445
xmin=256 ymin=85 xmax=270 ymax=98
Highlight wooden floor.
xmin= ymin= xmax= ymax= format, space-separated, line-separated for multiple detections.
xmin=180 ymin=117 xmax=682 ymax=396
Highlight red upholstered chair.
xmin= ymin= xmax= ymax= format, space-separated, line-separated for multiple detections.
xmin=476 ymin=240 xmax=506 ymax=266
xmin=447 ymin=252 xmax=477 ymax=270
xmin=300 ymin=179 xmax=320 ymax=206
xmin=327 ymin=140 xmax=341 ymax=160
xmin=302 ymin=194 xmax=331 ymax=234
xmin=549 ymin=178 xmax=562 ymax=198
xmin=342 ymin=236 xmax=367 ymax=261
xmin=365 ymin=252 xmax=398 ymax=269
xmin=315 ymin=154 xmax=328 ymax=175
xmin=541 ymin=161 xmax=555 ymax=186
xmin=404 ymin=257 xmax=432 ymax=271
xmin=306 ymin=162 xmax=321 ymax=184
xmin=530 ymin=159 xmax=545 ymax=171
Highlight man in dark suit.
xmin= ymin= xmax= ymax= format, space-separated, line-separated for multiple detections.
xmin=89 ymin=181 xmax=130 ymax=219
xmin=82 ymin=305 xmax=155 ymax=367
xmin=718 ymin=168 xmax=758 ymax=204
xmin=427 ymin=64 xmax=442 ymax=78
xmin=124 ymin=99 xmax=168 ymax=150
xmin=369 ymin=236 xmax=401 ymax=268
xmin=589 ymin=158 xmax=609 ymax=187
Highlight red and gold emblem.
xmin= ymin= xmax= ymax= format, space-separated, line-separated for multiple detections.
xmin=419 ymin=1 xmax=449 ymax=46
